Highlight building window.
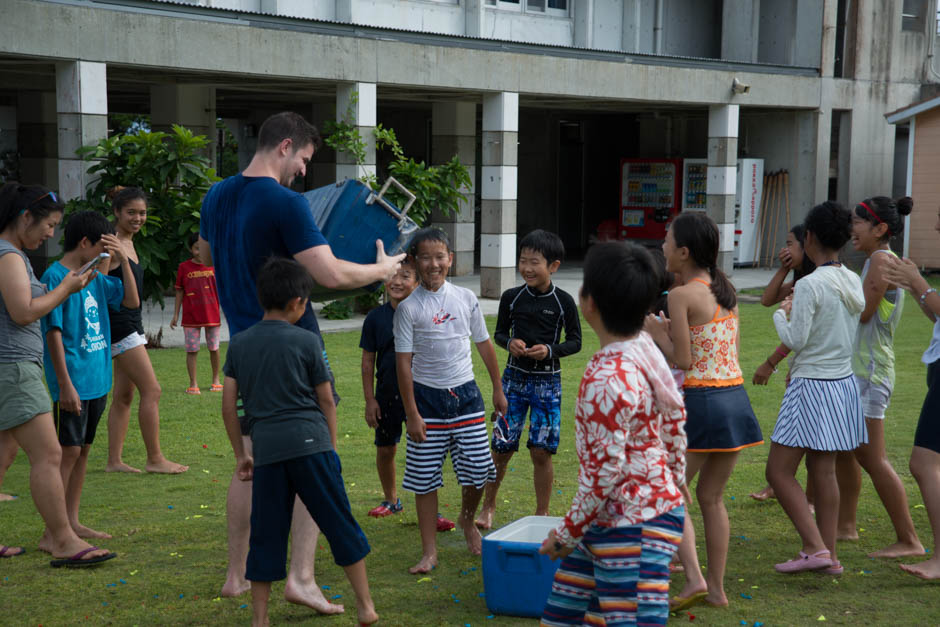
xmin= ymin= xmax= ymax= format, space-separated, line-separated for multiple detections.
xmin=485 ymin=0 xmax=568 ymax=16
xmin=902 ymin=0 xmax=927 ymax=32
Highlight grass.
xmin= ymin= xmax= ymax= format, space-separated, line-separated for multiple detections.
xmin=1 ymin=295 xmax=938 ymax=626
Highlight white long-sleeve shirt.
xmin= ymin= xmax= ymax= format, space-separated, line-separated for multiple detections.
xmin=773 ymin=265 xmax=864 ymax=380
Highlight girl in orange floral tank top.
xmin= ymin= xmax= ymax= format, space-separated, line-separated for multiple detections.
xmin=646 ymin=212 xmax=763 ymax=610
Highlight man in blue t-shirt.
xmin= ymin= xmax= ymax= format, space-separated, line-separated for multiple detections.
xmin=41 ymin=211 xmax=139 ymax=547
xmin=199 ymin=111 xmax=404 ymax=612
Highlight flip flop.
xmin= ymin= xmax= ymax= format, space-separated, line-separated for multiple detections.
xmin=50 ymin=546 xmax=117 ymax=568
xmin=0 ymin=545 xmax=25 ymax=558
xmin=671 ymin=591 xmax=708 ymax=612
xmin=210 ymin=384 xmax=224 ymax=392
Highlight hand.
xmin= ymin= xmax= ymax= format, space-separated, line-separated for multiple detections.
xmin=526 ymin=344 xmax=549 ymax=360
xmin=780 ymin=295 xmax=793 ymax=317
xmin=60 ymin=382 xmax=81 ymax=415
xmin=539 ymin=529 xmax=574 ymax=560
xmin=364 ymin=398 xmax=381 ymax=429
xmin=778 ymin=247 xmax=793 ymax=270
xmin=406 ymin=414 xmax=427 ymax=443
xmin=169 ymin=316 xmax=178 ymax=330
xmin=61 ymin=269 xmax=95 ymax=295
xmin=375 ymin=240 xmax=406 ymax=282
xmin=236 ymin=455 xmax=254 ymax=481
xmin=644 ymin=312 xmax=670 ymax=345
xmin=99 ymin=234 xmax=125 ymax=264
xmin=882 ymin=256 xmax=922 ymax=292
xmin=508 ymin=338 xmax=528 ymax=358
xmin=493 ymin=388 xmax=508 ymax=418
xmin=752 ymin=361 xmax=775 ymax=385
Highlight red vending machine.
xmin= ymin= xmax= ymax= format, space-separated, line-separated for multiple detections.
xmin=618 ymin=158 xmax=682 ymax=241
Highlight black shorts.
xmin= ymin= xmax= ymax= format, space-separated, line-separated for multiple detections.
xmin=53 ymin=395 xmax=108 ymax=447
xmin=914 ymin=360 xmax=940 ymax=454
xmin=374 ymin=393 xmax=406 ymax=447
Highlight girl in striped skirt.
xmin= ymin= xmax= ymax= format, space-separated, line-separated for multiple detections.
xmin=767 ymin=201 xmax=867 ymax=575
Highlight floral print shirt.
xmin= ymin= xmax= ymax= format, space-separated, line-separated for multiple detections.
xmin=684 ymin=308 xmax=743 ymax=387
xmin=555 ymin=332 xmax=687 ymax=547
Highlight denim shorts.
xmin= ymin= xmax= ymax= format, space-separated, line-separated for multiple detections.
xmin=493 ymin=369 xmax=562 ymax=454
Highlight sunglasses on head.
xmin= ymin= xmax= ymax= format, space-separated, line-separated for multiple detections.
xmin=20 ymin=191 xmax=59 ymax=214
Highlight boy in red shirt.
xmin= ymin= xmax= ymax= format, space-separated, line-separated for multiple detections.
xmin=171 ymin=233 xmax=222 ymax=394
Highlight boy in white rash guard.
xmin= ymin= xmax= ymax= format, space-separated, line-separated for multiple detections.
xmin=394 ymin=228 xmax=507 ymax=575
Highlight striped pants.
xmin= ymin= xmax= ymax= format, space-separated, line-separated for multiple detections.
xmin=541 ymin=507 xmax=684 ymax=627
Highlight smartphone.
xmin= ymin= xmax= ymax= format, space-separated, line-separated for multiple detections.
xmin=78 ymin=252 xmax=110 ymax=275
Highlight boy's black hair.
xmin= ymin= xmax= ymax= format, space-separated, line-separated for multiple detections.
xmin=63 ymin=210 xmax=115 ymax=252
xmin=519 ymin=229 xmax=565 ymax=264
xmin=647 ymin=247 xmax=673 ymax=316
xmin=408 ymin=227 xmax=451 ymax=256
xmin=804 ymin=201 xmax=852 ymax=251
xmin=188 ymin=232 xmax=200 ymax=248
xmin=256 ymin=257 xmax=314 ymax=311
xmin=582 ymin=242 xmax=660 ymax=337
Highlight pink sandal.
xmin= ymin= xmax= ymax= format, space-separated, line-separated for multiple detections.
xmin=775 ymin=550 xmax=832 ymax=573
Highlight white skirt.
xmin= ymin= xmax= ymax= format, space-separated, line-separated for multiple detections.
xmin=771 ymin=375 xmax=867 ymax=451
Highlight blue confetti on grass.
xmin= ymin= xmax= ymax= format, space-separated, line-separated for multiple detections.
xmin=168 ymin=505 xmax=173 ymax=509
xmin=119 ymin=579 xmax=127 ymax=584
xmin=740 ymin=593 xmax=752 ymax=599
xmin=331 ymin=594 xmax=342 ymax=600
xmin=154 ymin=595 xmax=159 ymax=599
xmin=755 ymin=622 xmax=765 ymax=627
xmin=470 ymin=567 xmax=476 ymax=571
xmin=321 ymin=585 xmax=330 ymax=590
xmin=107 ymin=583 xmax=117 ymax=587
xmin=730 ymin=496 xmax=736 ymax=500
xmin=102 ymin=602 xmax=108 ymax=606
xmin=478 ymin=592 xmax=485 ymax=598
xmin=741 ymin=621 xmax=748 ymax=626
xmin=179 ymin=594 xmax=184 ymax=599
xmin=239 ymin=604 xmax=248 ymax=609
xmin=486 ymin=616 xmax=494 ymax=620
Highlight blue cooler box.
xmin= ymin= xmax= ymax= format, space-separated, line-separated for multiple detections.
xmin=303 ymin=177 xmax=418 ymax=302
xmin=482 ymin=515 xmax=563 ymax=618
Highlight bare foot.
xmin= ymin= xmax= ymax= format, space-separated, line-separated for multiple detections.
xmin=460 ymin=516 xmax=482 ymax=556
xmin=0 ymin=493 xmax=16 ymax=502
xmin=749 ymin=485 xmax=775 ymax=501
xmin=899 ymin=558 xmax=940 ymax=580
xmin=105 ymin=462 xmax=142 ymax=473
xmin=73 ymin=523 xmax=112 ymax=540
xmin=283 ymin=580 xmax=345 ymax=615
xmin=357 ymin=602 xmax=379 ymax=626
xmin=38 ymin=532 xmax=54 ymax=554
xmin=220 ymin=577 xmax=250 ymax=598
xmin=869 ymin=541 xmax=926 ymax=559
xmin=474 ymin=507 xmax=494 ymax=531
xmin=675 ymin=582 xmax=707 ymax=604
xmin=145 ymin=459 xmax=189 ymax=474
xmin=837 ymin=531 xmax=859 ymax=541
xmin=704 ymin=593 xmax=729 ymax=607
xmin=409 ymin=554 xmax=437 ymax=574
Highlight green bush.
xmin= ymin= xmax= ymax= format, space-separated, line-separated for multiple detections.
xmin=65 ymin=125 xmax=220 ymax=304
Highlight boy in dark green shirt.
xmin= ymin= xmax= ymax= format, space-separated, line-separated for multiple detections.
xmin=222 ymin=257 xmax=377 ymax=627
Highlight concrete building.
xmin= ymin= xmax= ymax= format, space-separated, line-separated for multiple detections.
xmin=1 ymin=0 xmax=938 ymax=292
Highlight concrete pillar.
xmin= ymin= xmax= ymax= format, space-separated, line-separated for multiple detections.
xmin=335 ymin=82 xmax=376 ymax=182
xmin=480 ymin=92 xmax=518 ymax=298
xmin=707 ymin=104 xmax=738 ymax=275
xmin=819 ymin=0 xmax=838 ymax=78
xmin=150 ymin=84 xmax=217 ymax=164
xmin=431 ymin=102 xmax=476 ymax=276
xmin=57 ymin=61 xmax=108 ymax=203
xmin=813 ymin=106 xmax=832 ymax=204
xmin=574 ymin=0 xmax=594 ymax=49
xmin=720 ymin=0 xmax=759 ymax=62
xmin=16 ymin=91 xmax=57 ymax=188
xmin=309 ymin=101 xmax=337 ymax=189
xmin=465 ymin=0 xmax=484 ymax=38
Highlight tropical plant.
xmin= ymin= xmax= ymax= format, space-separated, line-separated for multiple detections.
xmin=64 ymin=124 xmax=219 ymax=303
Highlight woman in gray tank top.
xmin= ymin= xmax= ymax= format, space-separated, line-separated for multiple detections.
xmin=0 ymin=183 xmax=115 ymax=567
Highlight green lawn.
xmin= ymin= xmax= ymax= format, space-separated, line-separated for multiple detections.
xmin=1 ymin=296 xmax=938 ymax=626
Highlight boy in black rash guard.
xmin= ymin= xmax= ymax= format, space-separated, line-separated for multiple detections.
xmin=475 ymin=229 xmax=581 ymax=530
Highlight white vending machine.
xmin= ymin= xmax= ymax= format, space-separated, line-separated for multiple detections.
xmin=734 ymin=158 xmax=764 ymax=266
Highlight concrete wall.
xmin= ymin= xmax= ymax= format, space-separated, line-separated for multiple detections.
xmin=353 ymin=0 xmax=463 ymax=34
xmin=481 ymin=8 xmax=574 ymax=45
xmin=662 ymin=0 xmax=721 ymax=59
xmin=909 ymin=108 xmax=940 ymax=268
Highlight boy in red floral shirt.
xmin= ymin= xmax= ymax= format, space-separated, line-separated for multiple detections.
xmin=539 ymin=242 xmax=687 ymax=627
xmin=171 ymin=233 xmax=222 ymax=394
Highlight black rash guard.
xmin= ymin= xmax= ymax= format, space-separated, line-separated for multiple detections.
xmin=493 ymin=283 xmax=582 ymax=374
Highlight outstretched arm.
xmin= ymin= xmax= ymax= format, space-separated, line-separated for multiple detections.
xmin=294 ymin=241 xmax=405 ymax=290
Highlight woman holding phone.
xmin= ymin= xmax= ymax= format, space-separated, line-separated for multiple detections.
xmin=0 ymin=182 xmax=115 ymax=566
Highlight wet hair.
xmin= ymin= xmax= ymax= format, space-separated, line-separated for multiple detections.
xmin=670 ymin=212 xmax=736 ymax=311
xmin=583 ymin=242 xmax=660 ymax=337
xmin=804 ymin=200 xmax=852 ymax=252
xmin=63 ymin=211 xmax=115 ymax=252
xmin=256 ymin=257 xmax=314 ymax=311
xmin=257 ymin=112 xmax=322 ymax=153
xmin=788 ymin=224 xmax=816 ymax=282
xmin=188 ymin=232 xmax=199 ymax=248
xmin=853 ymin=196 xmax=913 ymax=241
xmin=408 ymin=227 xmax=451 ymax=256
xmin=0 ymin=182 xmax=64 ymax=234
xmin=519 ymin=229 xmax=565 ymax=265
xmin=108 ymin=186 xmax=147 ymax=214
xmin=647 ymin=247 xmax=673 ymax=316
